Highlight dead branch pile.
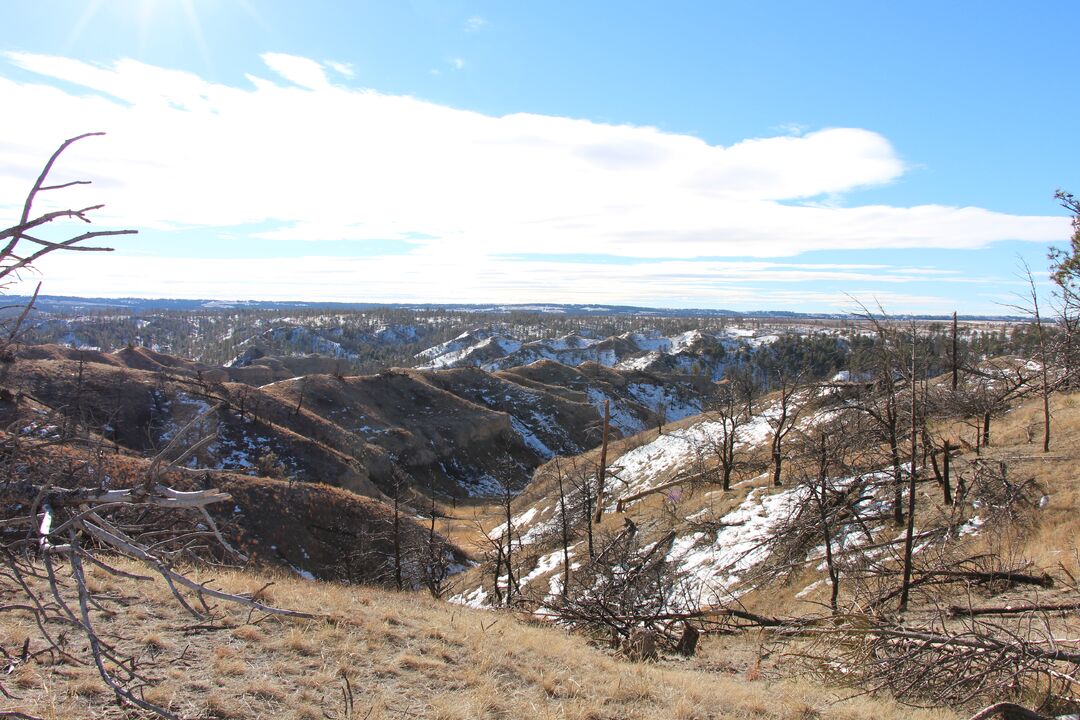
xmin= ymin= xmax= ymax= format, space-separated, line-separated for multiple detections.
xmin=0 ymin=136 xmax=313 ymax=719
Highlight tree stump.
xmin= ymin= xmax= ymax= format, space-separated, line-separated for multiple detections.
xmin=676 ymin=622 xmax=700 ymax=656
xmin=624 ymin=628 xmax=658 ymax=662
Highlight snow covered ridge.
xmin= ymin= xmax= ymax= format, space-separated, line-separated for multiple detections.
xmin=453 ymin=373 xmax=1025 ymax=614
xmin=415 ymin=326 xmax=781 ymax=376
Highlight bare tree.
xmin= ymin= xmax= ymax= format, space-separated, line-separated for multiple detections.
xmin=592 ymin=399 xmax=611 ymax=523
xmin=1008 ymin=260 xmax=1053 ymax=452
xmin=706 ymin=368 xmax=758 ymax=491
xmin=553 ymin=457 xmax=573 ymax=599
xmin=1 ymin=133 xmax=136 ymax=353
xmin=0 ymin=136 xmax=312 ymax=718
xmin=846 ymin=303 xmax=914 ymax=526
xmin=1049 ymin=190 xmax=1080 ymax=385
xmin=766 ymin=368 xmax=809 ymax=487
xmin=899 ymin=323 xmax=920 ymax=612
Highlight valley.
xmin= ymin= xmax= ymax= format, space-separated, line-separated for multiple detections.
xmin=4 ymin=303 xmax=1077 ymax=719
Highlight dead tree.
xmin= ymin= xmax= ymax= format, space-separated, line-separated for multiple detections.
xmin=899 ymin=325 xmax=920 ymax=612
xmin=849 ymin=305 xmax=908 ymax=525
xmin=1050 ymin=189 xmax=1080 ymax=386
xmin=1 ymin=133 xmax=136 ymax=352
xmin=545 ymin=520 xmax=682 ymax=650
xmin=593 ymin=399 xmax=611 ymax=523
xmin=1 ymin=408 xmax=314 ymax=719
xmin=766 ymin=368 xmax=809 ymax=487
xmin=566 ymin=455 xmax=597 ymax=559
xmin=1010 ymin=260 xmax=1053 ymax=453
xmin=553 ymin=458 xmax=573 ymax=599
xmin=951 ymin=310 xmax=960 ymax=390
xmin=0 ymin=137 xmax=313 ymax=718
xmin=705 ymin=370 xmax=758 ymax=491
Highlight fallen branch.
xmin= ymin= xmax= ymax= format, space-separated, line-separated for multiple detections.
xmin=615 ymin=470 xmax=709 ymax=512
xmin=949 ymin=600 xmax=1080 ymax=618
xmin=925 ymin=569 xmax=1054 ymax=588
xmin=968 ymin=702 xmax=1057 ymax=720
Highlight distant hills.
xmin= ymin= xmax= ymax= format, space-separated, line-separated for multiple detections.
xmin=1 ymin=294 xmax=1026 ymax=321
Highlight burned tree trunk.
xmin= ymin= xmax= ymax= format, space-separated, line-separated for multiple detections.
xmin=594 ymin=399 xmax=610 ymax=524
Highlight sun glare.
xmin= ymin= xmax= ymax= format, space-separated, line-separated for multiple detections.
xmin=65 ymin=0 xmax=233 ymax=71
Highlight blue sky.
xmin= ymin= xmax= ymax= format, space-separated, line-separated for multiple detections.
xmin=1 ymin=1 xmax=1077 ymax=313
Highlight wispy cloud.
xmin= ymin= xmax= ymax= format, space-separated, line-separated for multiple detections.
xmin=0 ymin=52 xmax=1068 ymax=311
xmin=18 ymin=252 xmax=990 ymax=314
xmin=464 ymin=16 xmax=488 ymax=32
xmin=325 ymin=60 xmax=354 ymax=78
xmin=447 ymin=56 xmax=465 ymax=70
xmin=260 ymin=52 xmax=330 ymax=89
xmin=773 ymin=122 xmax=808 ymax=136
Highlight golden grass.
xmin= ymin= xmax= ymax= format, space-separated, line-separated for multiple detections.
xmin=9 ymin=386 xmax=1080 ymax=719
xmin=2 ymin=554 xmax=963 ymax=720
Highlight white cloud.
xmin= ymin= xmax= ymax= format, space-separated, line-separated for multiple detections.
xmin=0 ymin=52 xmax=1070 ymax=312
xmin=13 ymin=252 xmax=988 ymax=314
xmin=447 ymin=56 xmax=465 ymax=70
xmin=325 ymin=60 xmax=354 ymax=78
xmin=464 ymin=16 xmax=488 ymax=32
xmin=260 ymin=53 xmax=330 ymax=89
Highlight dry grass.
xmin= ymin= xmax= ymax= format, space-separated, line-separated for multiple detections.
xmin=2 ymin=554 xmax=963 ymax=720
xmin=7 ymin=378 xmax=1079 ymax=719
xmin=964 ymin=390 xmax=1080 ymax=577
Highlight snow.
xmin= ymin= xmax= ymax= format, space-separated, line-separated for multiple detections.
xmin=510 ymin=417 xmax=556 ymax=460
xmin=454 ymin=585 xmax=489 ymax=609
xmin=670 ymin=330 xmax=705 ymax=353
xmin=748 ymin=334 xmax=780 ymax=347
xmin=518 ymin=548 xmax=567 ymax=588
xmin=667 ymin=484 xmax=810 ymax=599
xmin=628 ymin=331 xmax=672 ymax=352
xmin=958 ymin=515 xmax=984 ymax=536
xmin=459 ymin=473 xmax=505 ymax=497
xmin=416 ymin=329 xmax=493 ymax=362
xmin=626 ymin=382 xmax=701 ymax=422
xmin=610 ymin=413 xmax=776 ymax=497
xmin=617 ymin=352 xmax=662 ymax=372
xmin=291 ymin=566 xmax=316 ymax=581
xmin=586 ymin=388 xmax=644 ymax=435
xmin=488 ymin=506 xmax=540 ymax=539
xmin=796 ymin=579 xmax=826 ymax=599
xmin=546 ymin=334 xmax=599 ymax=351
xmin=158 ymin=392 xmax=215 ymax=443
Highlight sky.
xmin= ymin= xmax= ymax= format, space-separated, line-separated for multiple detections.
xmin=1 ymin=1 xmax=1077 ymax=315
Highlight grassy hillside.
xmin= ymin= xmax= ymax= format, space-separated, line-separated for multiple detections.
xmin=2 ymin=556 xmax=959 ymax=720
xmin=5 ymin=337 xmax=1079 ymax=718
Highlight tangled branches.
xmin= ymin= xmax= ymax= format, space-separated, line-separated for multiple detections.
xmin=797 ymin=610 xmax=1080 ymax=709
xmin=0 ymin=136 xmax=312 ymax=718
xmin=1 ymin=406 xmax=315 ymax=718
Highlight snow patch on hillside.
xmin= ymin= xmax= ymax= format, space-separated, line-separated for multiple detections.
xmin=668 ymin=484 xmax=808 ymax=601
xmin=586 ymin=388 xmax=645 ymax=436
xmin=610 ymin=410 xmax=772 ymax=498
xmin=510 ymin=417 xmax=556 ymax=460
xmin=626 ymin=382 xmax=701 ymax=422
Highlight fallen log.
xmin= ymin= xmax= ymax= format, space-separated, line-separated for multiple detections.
xmin=968 ymin=701 xmax=1078 ymax=720
xmin=923 ymin=569 xmax=1053 ymax=588
xmin=948 ymin=600 xmax=1080 ymax=618
xmin=615 ymin=470 xmax=709 ymax=512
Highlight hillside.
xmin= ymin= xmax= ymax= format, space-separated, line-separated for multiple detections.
xmin=4 ymin=330 xmax=1078 ymax=717
xmin=446 ymin=358 xmax=1080 ymax=709
xmin=15 ymin=301 xmax=1032 ymax=378
xmin=2 ymin=554 xmax=959 ymax=720
xmin=1 ymin=343 xmax=723 ymax=500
